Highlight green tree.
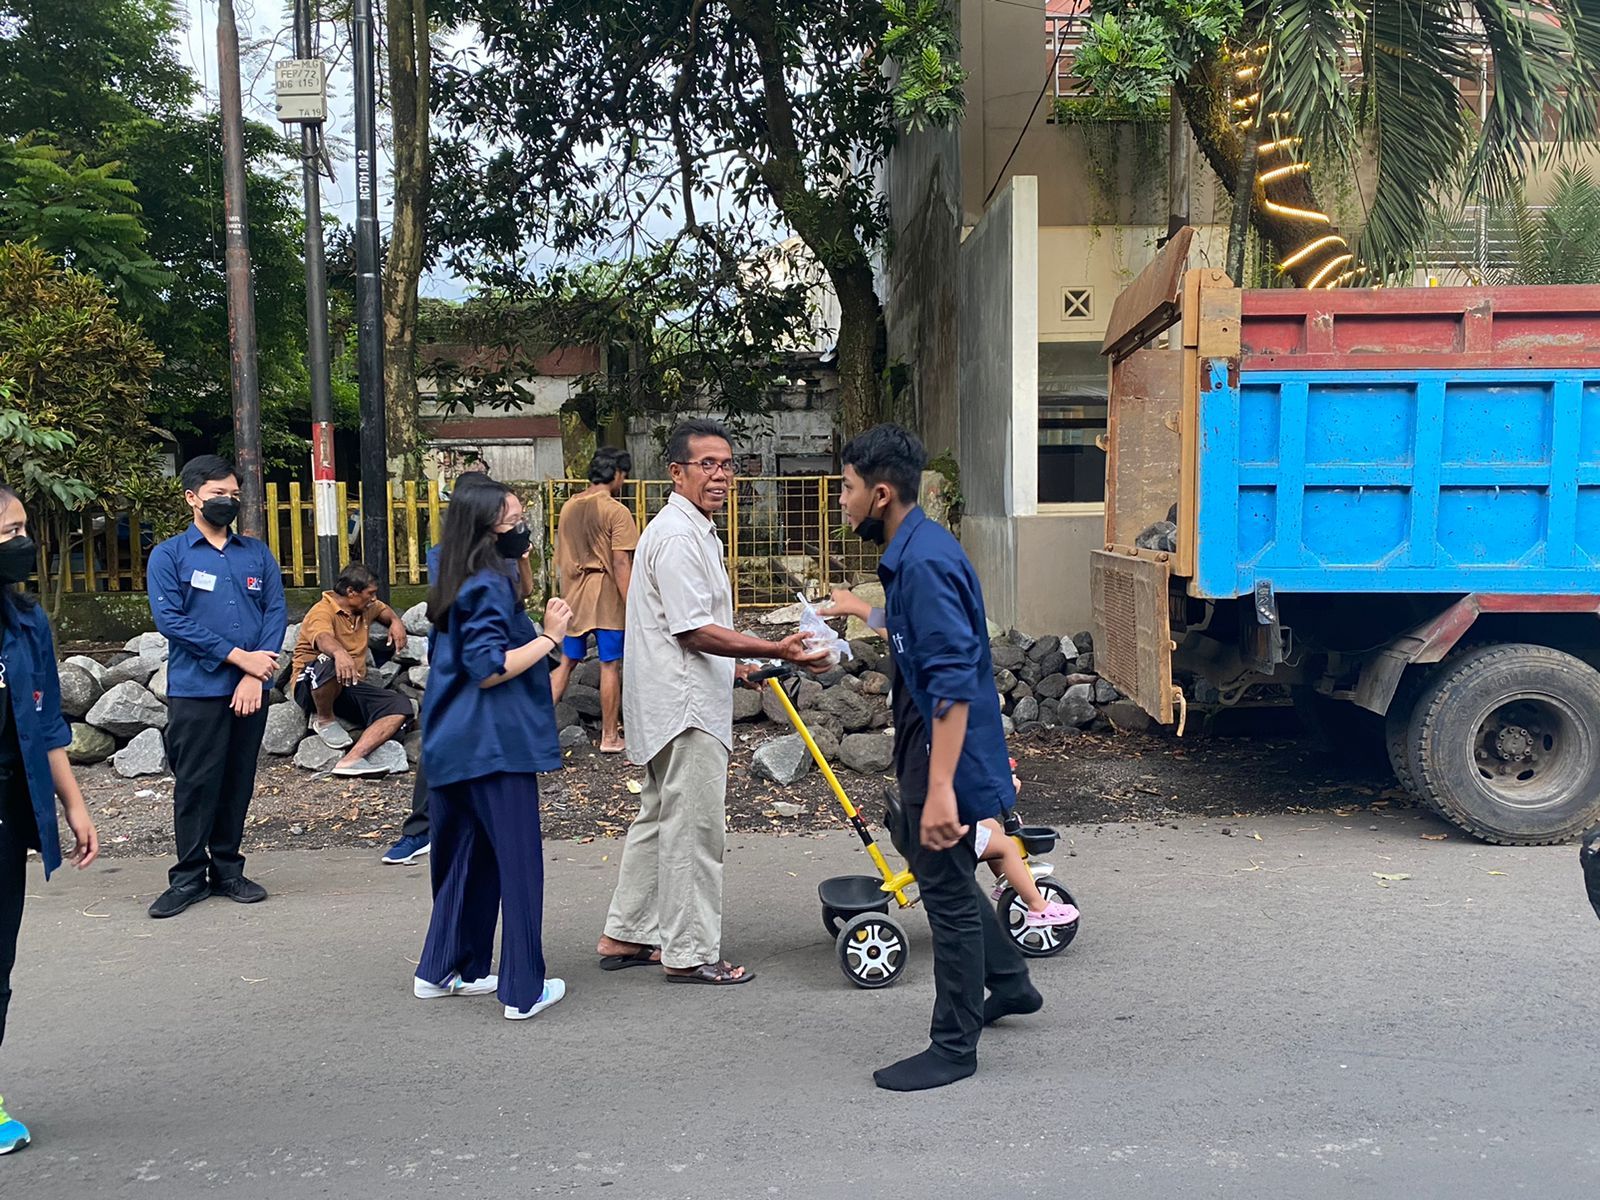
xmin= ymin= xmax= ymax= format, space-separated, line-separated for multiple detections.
xmin=1493 ymin=164 xmax=1600 ymax=285
xmin=0 ymin=243 xmax=168 ymax=610
xmin=1076 ymin=0 xmax=1600 ymax=282
xmin=429 ymin=0 xmax=964 ymax=434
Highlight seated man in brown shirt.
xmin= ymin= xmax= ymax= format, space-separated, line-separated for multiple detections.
xmin=290 ymin=562 xmax=413 ymax=777
xmin=550 ymin=447 xmax=639 ymax=753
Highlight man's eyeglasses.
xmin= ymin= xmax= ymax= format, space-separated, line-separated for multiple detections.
xmin=674 ymin=458 xmax=739 ymax=477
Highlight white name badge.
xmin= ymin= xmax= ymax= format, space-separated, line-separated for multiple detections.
xmin=191 ymin=570 xmax=218 ymax=592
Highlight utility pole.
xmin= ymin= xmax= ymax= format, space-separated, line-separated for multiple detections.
xmin=286 ymin=0 xmax=340 ymax=587
xmin=352 ymin=0 xmax=390 ymax=597
xmin=218 ymin=0 xmax=265 ymax=538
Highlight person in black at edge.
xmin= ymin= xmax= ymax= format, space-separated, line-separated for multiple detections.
xmin=0 ymin=480 xmax=99 ymax=1153
xmin=1582 ymin=825 xmax=1600 ymax=923
xmin=837 ymin=424 xmax=1039 ymax=1092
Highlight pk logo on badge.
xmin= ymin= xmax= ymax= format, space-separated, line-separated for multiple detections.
xmin=246 ymin=575 xmax=263 ymax=592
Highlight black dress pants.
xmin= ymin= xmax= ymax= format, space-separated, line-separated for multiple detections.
xmin=165 ymin=697 xmax=269 ymax=890
xmin=402 ymin=757 xmax=430 ymax=841
xmin=887 ymin=771 xmax=1034 ymax=1064
xmin=0 ymin=781 xmax=36 ymax=1049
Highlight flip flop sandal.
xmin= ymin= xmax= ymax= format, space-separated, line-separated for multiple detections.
xmin=664 ymin=961 xmax=756 ymax=986
xmin=598 ymin=946 xmax=662 ymax=971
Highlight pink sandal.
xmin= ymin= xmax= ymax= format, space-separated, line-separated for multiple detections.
xmin=1024 ymin=901 xmax=1080 ymax=928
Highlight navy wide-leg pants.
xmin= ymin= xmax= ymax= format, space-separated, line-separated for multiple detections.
xmin=417 ymin=771 xmax=546 ymax=1011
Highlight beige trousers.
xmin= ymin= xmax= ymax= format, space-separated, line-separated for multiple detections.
xmin=603 ymin=728 xmax=729 ymax=969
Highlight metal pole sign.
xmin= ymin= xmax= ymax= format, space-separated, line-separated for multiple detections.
xmin=274 ymin=58 xmax=327 ymax=124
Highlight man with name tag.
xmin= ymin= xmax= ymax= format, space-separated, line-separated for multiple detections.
xmin=145 ymin=455 xmax=287 ymax=919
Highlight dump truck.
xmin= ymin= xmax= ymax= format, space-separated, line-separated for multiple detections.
xmin=1091 ymin=230 xmax=1600 ymax=845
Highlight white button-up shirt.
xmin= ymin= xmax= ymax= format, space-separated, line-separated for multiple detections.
xmin=622 ymin=491 xmax=735 ymax=765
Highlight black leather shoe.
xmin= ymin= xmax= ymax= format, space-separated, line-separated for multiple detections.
xmin=148 ymin=884 xmax=208 ymax=919
xmin=210 ymin=875 xmax=268 ymax=904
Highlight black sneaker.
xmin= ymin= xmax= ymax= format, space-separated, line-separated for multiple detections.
xmin=210 ymin=875 xmax=268 ymax=904
xmin=148 ymin=884 xmax=208 ymax=919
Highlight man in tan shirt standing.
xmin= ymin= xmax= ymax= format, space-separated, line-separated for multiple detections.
xmin=550 ymin=447 xmax=639 ymax=753
xmin=595 ymin=420 xmax=828 ymax=985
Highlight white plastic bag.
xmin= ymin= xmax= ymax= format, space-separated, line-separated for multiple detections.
xmin=795 ymin=592 xmax=852 ymax=667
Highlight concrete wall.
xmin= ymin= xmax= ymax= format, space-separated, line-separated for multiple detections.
xmin=1016 ymin=511 xmax=1102 ymax=634
xmin=957 ymin=176 xmax=1039 ymax=628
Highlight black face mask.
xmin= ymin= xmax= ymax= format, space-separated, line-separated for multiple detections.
xmin=201 ymin=496 xmax=240 ymax=528
xmin=0 ymin=535 xmax=37 ymax=586
xmin=853 ymin=498 xmax=888 ymax=546
xmin=496 ymin=522 xmax=533 ymax=560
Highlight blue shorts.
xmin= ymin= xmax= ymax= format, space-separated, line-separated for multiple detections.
xmin=563 ymin=629 xmax=625 ymax=663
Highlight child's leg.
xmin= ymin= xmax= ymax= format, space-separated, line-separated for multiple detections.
xmin=977 ymin=821 xmax=1048 ymax=911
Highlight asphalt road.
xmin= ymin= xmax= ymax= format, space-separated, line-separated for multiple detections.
xmin=3 ymin=807 xmax=1597 ymax=1199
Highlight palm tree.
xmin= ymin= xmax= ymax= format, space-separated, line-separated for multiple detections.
xmin=1088 ymin=0 xmax=1600 ymax=285
xmin=1494 ymin=163 xmax=1600 ymax=284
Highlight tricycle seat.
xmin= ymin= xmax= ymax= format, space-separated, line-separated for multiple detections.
xmin=818 ymin=874 xmax=893 ymax=916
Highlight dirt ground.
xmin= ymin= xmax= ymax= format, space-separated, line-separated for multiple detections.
xmin=67 ymin=714 xmax=1409 ymax=861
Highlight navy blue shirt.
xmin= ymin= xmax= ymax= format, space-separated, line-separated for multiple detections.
xmin=147 ymin=524 xmax=288 ymax=699
xmin=0 ymin=600 xmax=74 ymax=876
xmin=422 ymin=564 xmax=561 ymax=787
xmin=879 ymin=506 xmax=1012 ymax=825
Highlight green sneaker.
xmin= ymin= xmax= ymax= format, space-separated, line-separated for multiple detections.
xmin=0 ymin=1096 xmax=30 ymax=1154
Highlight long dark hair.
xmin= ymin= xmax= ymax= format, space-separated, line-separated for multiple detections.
xmin=0 ymin=483 xmax=38 ymax=626
xmin=427 ymin=478 xmax=513 ymax=629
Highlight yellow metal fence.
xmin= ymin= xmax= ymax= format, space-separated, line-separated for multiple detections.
xmin=40 ymin=476 xmax=878 ymax=610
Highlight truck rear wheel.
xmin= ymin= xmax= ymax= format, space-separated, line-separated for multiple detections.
xmin=1404 ymin=644 xmax=1600 ymax=845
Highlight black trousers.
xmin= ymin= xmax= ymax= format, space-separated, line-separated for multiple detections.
xmin=0 ymin=783 xmax=34 ymax=1050
xmin=888 ymin=786 xmax=1034 ymax=1064
xmin=165 ymin=697 xmax=269 ymax=891
xmin=402 ymin=758 xmax=430 ymax=841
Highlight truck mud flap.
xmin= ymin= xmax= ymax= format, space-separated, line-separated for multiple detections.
xmin=1091 ymin=548 xmax=1177 ymax=726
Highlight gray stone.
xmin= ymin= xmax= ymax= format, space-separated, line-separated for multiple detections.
xmin=838 ymin=673 xmax=862 ymax=694
xmin=1012 ymin=682 xmax=1034 ymax=703
xmin=402 ymin=602 xmax=431 ymax=637
xmin=809 ymin=712 xmax=846 ymax=741
xmin=565 ymin=684 xmax=602 ymax=719
xmin=1065 ymin=672 xmax=1098 ymax=687
xmin=86 ymin=682 xmax=167 ymax=737
xmin=393 ymin=635 xmax=428 ymax=665
xmin=753 ymin=734 xmax=812 ymax=785
xmin=796 ymin=679 xmax=825 ymax=709
xmin=57 ymin=663 xmax=102 ymax=720
xmin=811 ymin=726 xmax=841 ymax=762
xmin=869 ymin=708 xmax=891 ymax=729
xmin=1026 ymin=635 xmax=1061 ymax=663
xmin=994 ymin=668 xmax=1017 ymax=694
xmin=813 ymin=685 xmax=873 ymax=731
xmin=760 ymin=601 xmax=804 ymax=625
xmin=262 ymin=702 xmax=309 ymax=755
xmin=858 ymin=670 xmax=890 ymax=696
xmin=761 ymin=685 xmax=791 ymax=726
xmin=1095 ymin=678 xmax=1119 ymax=704
xmin=103 ymin=655 xmax=161 ymax=688
xmin=113 ymin=728 xmax=167 ymax=778
xmin=554 ymin=701 xmax=579 ymax=731
xmin=1073 ymin=631 xmax=1095 ymax=653
xmin=838 ymin=732 xmax=894 ymax=774
xmin=148 ymin=664 xmax=170 ymax=703
xmin=1036 ymin=651 xmax=1068 ymax=678
xmin=559 ymin=724 xmax=590 ymax=749
xmin=132 ymin=632 xmax=168 ymax=660
xmin=366 ymin=740 xmax=411 ymax=774
xmin=573 ymin=659 xmax=602 ymax=690
xmin=851 ymin=580 xmax=885 ymax=609
xmin=1001 ymin=715 xmax=1015 ymax=736
xmin=843 ymin=616 xmax=876 ymax=642
xmin=1018 ymin=662 xmax=1043 ymax=688
xmin=294 ymin=737 xmax=343 ymax=771
xmin=1035 ymin=674 xmax=1070 ymax=701
xmin=1106 ymin=700 xmax=1155 ymax=733
xmin=772 ymin=800 xmax=805 ymax=818
xmin=990 ymin=644 xmax=1026 ymax=672
xmin=1059 ymin=695 xmax=1098 ymax=728
xmin=1013 ymin=697 xmax=1040 ymax=724
xmin=733 ymin=687 xmax=765 ymax=722
xmin=1060 ymin=634 xmax=1082 ymax=658
xmin=1078 ymin=652 xmax=1095 ymax=674
xmin=1065 ymin=683 xmax=1095 ymax=706
xmin=848 ymin=640 xmax=884 ymax=672
xmin=1008 ymin=628 xmax=1037 ymax=652
xmin=373 ymin=660 xmax=403 ymax=689
xmin=814 ymin=667 xmax=849 ymax=689
xmin=66 ymin=723 xmax=115 ymax=765
xmin=281 ymin=623 xmax=301 ymax=654
xmin=407 ymin=665 xmax=430 ymax=690
xmin=404 ymin=731 xmax=423 ymax=765
xmin=64 ymin=655 xmax=109 ymax=686
xmin=1038 ymin=698 xmax=1060 ymax=726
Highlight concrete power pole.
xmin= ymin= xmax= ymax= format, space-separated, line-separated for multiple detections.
xmin=352 ymin=0 xmax=390 ymax=598
xmin=218 ymin=0 xmax=265 ymax=538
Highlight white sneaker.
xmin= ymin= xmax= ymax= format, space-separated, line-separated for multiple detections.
xmin=505 ymin=978 xmax=566 ymax=1020
xmin=414 ymin=972 xmax=498 ymax=999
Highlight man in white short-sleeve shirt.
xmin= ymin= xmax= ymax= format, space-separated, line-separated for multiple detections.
xmin=598 ymin=419 xmax=827 ymax=986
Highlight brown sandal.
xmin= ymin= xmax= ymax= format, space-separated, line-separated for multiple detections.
xmin=664 ymin=961 xmax=756 ymax=986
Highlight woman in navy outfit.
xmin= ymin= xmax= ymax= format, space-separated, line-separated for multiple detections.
xmin=0 ymin=483 xmax=99 ymax=1153
xmin=413 ymin=479 xmax=572 ymax=1020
